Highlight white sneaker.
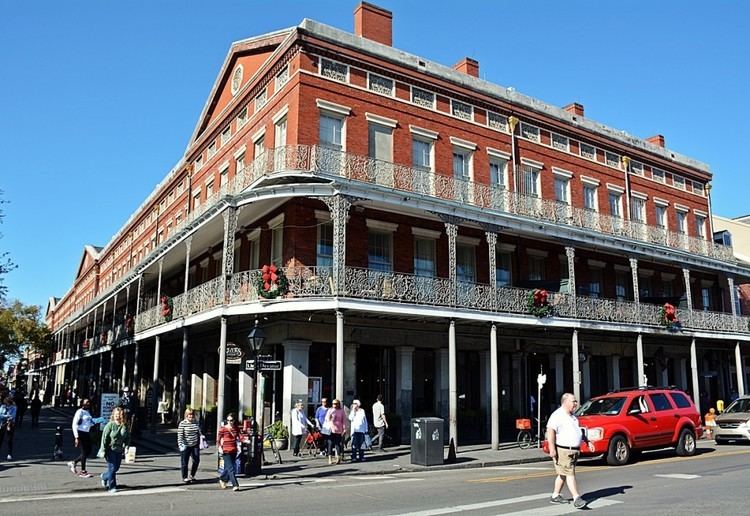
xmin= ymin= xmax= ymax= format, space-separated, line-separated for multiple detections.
xmin=6 ymin=455 xmax=12 ymax=461
xmin=67 ymin=461 xmax=77 ymax=474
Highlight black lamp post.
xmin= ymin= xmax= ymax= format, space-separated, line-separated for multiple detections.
xmin=246 ymin=319 xmax=266 ymax=476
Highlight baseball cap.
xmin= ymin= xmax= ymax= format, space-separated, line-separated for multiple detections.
xmin=352 ymin=399 xmax=361 ymax=406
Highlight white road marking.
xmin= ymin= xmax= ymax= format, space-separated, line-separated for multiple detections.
xmin=345 ymin=477 xmax=423 ymax=488
xmin=241 ymin=478 xmax=336 ymax=487
xmin=654 ymin=473 xmax=701 ymax=479
xmin=497 ymin=498 xmax=623 ymax=515
xmin=0 ymin=486 xmax=186 ymax=504
xmin=393 ymin=493 xmax=551 ymax=515
xmin=351 ymin=475 xmax=398 ymax=480
xmin=487 ymin=466 xmax=552 ymax=471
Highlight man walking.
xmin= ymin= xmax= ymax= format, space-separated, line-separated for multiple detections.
xmin=372 ymin=394 xmax=388 ymax=451
xmin=547 ymin=393 xmax=590 ymax=509
xmin=315 ymin=398 xmax=329 ymax=455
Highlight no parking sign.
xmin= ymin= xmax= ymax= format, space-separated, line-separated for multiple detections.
xmin=100 ymin=393 xmax=120 ymax=429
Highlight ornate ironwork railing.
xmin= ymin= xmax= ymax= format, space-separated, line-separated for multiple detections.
xmin=134 ymin=266 xmax=750 ymax=335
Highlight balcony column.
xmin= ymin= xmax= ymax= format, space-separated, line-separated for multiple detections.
xmin=92 ymin=305 xmax=98 ymax=346
xmin=221 ymin=207 xmax=240 ymax=303
xmin=565 ymin=247 xmax=577 ymax=316
xmin=728 ymin=276 xmax=738 ymax=317
xmin=636 ymin=333 xmax=645 ymax=387
xmin=396 ymin=346 xmax=415 ymax=443
xmin=322 ymin=195 xmax=352 ymax=295
xmin=677 ymin=357 xmax=688 ymax=391
xmin=735 ymin=342 xmax=746 ymax=397
xmin=180 ymin=326 xmax=190 ymax=422
xmin=134 ymin=275 xmax=142 ymax=329
xmin=448 ymin=319 xmax=458 ymax=448
xmin=215 ymin=317 xmax=226 ymax=437
xmin=571 ymin=330 xmax=581 ymax=404
xmin=489 ymin=324 xmax=499 ymax=450
xmin=151 ymin=335 xmax=160 ymax=431
xmin=156 ymin=259 xmax=163 ymax=307
xmin=132 ymin=338 xmax=140 ymax=394
xmin=446 ymin=222 xmax=458 ymax=306
xmin=682 ymin=268 xmax=693 ymax=312
xmin=111 ymin=290 xmax=118 ymax=343
xmin=184 ymin=237 xmax=192 ymax=294
xmin=486 ymin=232 xmax=497 ymax=308
xmin=335 ymin=310 xmax=345 ymax=402
xmin=690 ymin=338 xmax=700 ymax=414
xmin=554 ymin=353 xmax=565 ymax=401
xmin=629 ymin=257 xmax=640 ymax=305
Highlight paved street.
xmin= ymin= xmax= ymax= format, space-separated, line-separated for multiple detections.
xmin=1 ymin=407 xmax=748 ymax=514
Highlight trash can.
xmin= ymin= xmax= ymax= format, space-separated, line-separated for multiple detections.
xmin=244 ymin=431 xmax=263 ymax=476
xmin=410 ymin=417 xmax=444 ymax=466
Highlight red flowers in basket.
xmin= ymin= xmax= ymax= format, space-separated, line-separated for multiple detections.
xmin=257 ymin=264 xmax=289 ymax=299
xmin=160 ymin=295 xmax=173 ymax=322
xmin=528 ymin=288 xmax=554 ymax=318
xmin=659 ymin=303 xmax=681 ymax=331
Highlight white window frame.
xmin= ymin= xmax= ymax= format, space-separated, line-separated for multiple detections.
xmin=579 ymin=142 xmax=596 ymax=160
xmin=487 ymin=111 xmax=509 ymax=132
xmin=275 ymin=65 xmax=290 ymax=90
xmin=605 ymin=151 xmax=621 ymax=168
xmin=675 ymin=206 xmax=688 ymax=235
xmin=488 ymin=148 xmax=510 ymax=190
xmin=451 ymin=99 xmax=474 ymax=121
xmin=520 ymin=122 xmax=540 ymax=142
xmin=652 ymin=167 xmax=666 ymax=183
xmin=236 ymin=106 xmax=248 ymax=130
xmin=221 ymin=126 xmax=232 ymax=146
xmin=552 ymin=168 xmax=573 ymax=205
xmin=551 ymin=132 xmax=569 ymax=151
xmin=207 ymin=141 xmax=217 ymax=159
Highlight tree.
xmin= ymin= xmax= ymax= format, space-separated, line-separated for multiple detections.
xmin=0 ymin=300 xmax=52 ymax=370
xmin=0 ymin=190 xmax=16 ymax=301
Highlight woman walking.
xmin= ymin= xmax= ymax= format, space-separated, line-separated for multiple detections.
xmin=99 ymin=406 xmax=130 ymax=493
xmin=0 ymin=397 xmax=16 ymax=460
xmin=177 ymin=408 xmax=201 ymax=482
xmin=216 ymin=413 xmax=240 ymax=491
xmin=68 ymin=398 xmax=95 ymax=478
xmin=325 ymin=399 xmax=346 ymax=464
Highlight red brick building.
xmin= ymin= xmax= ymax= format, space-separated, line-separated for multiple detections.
xmin=41 ymin=3 xmax=750 ymax=447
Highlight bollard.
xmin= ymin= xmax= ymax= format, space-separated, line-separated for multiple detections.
xmin=52 ymin=425 xmax=64 ymax=461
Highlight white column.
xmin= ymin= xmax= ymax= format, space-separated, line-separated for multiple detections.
xmin=490 ymin=324 xmax=499 ymax=450
xmin=690 ymin=338 xmax=701 ymax=414
xmin=151 ymin=335 xmax=160 ymax=429
xmin=216 ymin=319 xmax=226 ymax=438
xmin=335 ymin=310 xmax=344 ymax=402
xmin=396 ymin=346 xmax=415 ymax=443
xmin=571 ymin=330 xmax=581 ymax=404
xmin=636 ymin=334 xmax=645 ymax=387
xmin=184 ymin=238 xmax=192 ymax=294
xmin=659 ymin=362 xmax=669 ymax=387
xmin=282 ymin=340 xmax=312 ymax=430
xmin=238 ymin=370 xmax=253 ymax=420
xmin=448 ymin=319 xmax=457 ymax=448
xmin=735 ymin=342 xmax=745 ymax=397
xmin=683 ymin=269 xmax=693 ymax=312
xmin=344 ymin=343 xmax=358 ymax=403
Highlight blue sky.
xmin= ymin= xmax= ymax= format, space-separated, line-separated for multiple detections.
xmin=1 ymin=0 xmax=748 ymax=311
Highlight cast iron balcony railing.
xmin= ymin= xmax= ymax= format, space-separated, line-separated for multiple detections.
xmin=59 ymin=144 xmax=736 ymax=332
xmin=131 ymin=266 xmax=750 ymax=336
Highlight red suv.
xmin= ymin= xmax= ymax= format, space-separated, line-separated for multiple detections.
xmin=575 ymin=387 xmax=702 ymax=465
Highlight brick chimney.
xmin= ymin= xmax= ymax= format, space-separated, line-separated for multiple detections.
xmin=563 ymin=102 xmax=585 ymax=117
xmin=646 ymin=134 xmax=665 ymax=148
xmin=354 ymin=2 xmax=392 ymax=46
xmin=453 ymin=57 xmax=479 ymax=78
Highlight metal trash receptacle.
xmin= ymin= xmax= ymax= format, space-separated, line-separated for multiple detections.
xmin=410 ymin=417 xmax=444 ymax=466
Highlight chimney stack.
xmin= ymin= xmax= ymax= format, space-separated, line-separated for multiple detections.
xmin=646 ymin=134 xmax=665 ymax=148
xmin=453 ymin=57 xmax=479 ymax=78
xmin=563 ymin=103 xmax=585 ymax=117
xmin=354 ymin=2 xmax=392 ymax=46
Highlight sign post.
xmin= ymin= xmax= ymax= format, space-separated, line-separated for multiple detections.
xmin=100 ymin=392 xmax=119 ymax=430
xmin=536 ymin=371 xmax=546 ymax=448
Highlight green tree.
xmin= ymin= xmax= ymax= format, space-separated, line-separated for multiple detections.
xmin=0 ymin=300 xmax=52 ymax=369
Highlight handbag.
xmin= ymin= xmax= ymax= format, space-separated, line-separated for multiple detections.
xmin=200 ymin=434 xmax=209 ymax=450
xmin=321 ymin=420 xmax=332 ymax=436
xmin=363 ymin=433 xmax=373 ymax=450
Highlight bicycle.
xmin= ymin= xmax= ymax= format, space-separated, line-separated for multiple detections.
xmin=262 ymin=425 xmax=283 ymax=465
xmin=516 ymin=417 xmax=542 ymax=449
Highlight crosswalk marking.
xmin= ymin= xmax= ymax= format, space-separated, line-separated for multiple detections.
xmin=487 ymin=466 xmax=552 ymax=471
xmin=393 ymin=493 xmax=552 ymax=515
xmin=654 ymin=473 xmax=701 ymax=479
xmin=498 ymin=498 xmax=623 ymax=515
xmin=0 ymin=486 xmax=186 ymax=504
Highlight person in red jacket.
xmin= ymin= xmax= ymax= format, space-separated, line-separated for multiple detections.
xmin=216 ymin=413 xmax=240 ymax=491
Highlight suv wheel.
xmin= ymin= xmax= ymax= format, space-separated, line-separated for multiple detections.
xmin=675 ymin=428 xmax=696 ymax=456
xmin=606 ymin=435 xmax=630 ymax=466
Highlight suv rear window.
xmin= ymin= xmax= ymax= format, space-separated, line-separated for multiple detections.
xmin=649 ymin=393 xmax=673 ymax=411
xmin=576 ymin=396 xmax=626 ymax=416
xmin=669 ymin=392 xmax=692 ymax=409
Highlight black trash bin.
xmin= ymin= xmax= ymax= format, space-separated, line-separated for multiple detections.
xmin=410 ymin=417 xmax=444 ymax=466
xmin=244 ymin=431 xmax=263 ymax=476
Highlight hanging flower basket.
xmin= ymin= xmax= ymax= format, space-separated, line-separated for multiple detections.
xmin=527 ymin=288 xmax=554 ymax=318
xmin=257 ymin=264 xmax=289 ymax=299
xmin=659 ymin=303 xmax=681 ymax=331
xmin=125 ymin=314 xmax=135 ymax=336
xmin=160 ymin=295 xmax=173 ymax=322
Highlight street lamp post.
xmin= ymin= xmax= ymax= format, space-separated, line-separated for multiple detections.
xmin=246 ymin=319 xmax=265 ymax=476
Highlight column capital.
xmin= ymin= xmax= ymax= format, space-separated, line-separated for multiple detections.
xmin=396 ymin=346 xmax=415 ymax=355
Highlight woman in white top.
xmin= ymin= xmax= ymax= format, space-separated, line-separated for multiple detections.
xmin=69 ymin=398 xmax=95 ymax=478
xmin=290 ymin=400 xmax=310 ymax=457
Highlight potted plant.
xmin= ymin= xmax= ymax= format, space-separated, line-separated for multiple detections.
xmin=268 ymin=420 xmax=288 ymax=450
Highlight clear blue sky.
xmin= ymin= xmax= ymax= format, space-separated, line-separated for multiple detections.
xmin=1 ymin=0 xmax=748 ymax=311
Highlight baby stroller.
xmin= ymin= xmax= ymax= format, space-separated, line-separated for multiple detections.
xmin=301 ymin=422 xmax=326 ymax=457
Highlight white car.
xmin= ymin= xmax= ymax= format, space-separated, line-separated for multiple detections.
xmin=715 ymin=396 xmax=750 ymax=444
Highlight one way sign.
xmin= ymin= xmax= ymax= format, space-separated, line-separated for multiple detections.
xmin=245 ymin=359 xmax=283 ymax=371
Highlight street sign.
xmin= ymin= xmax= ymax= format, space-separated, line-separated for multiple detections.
xmin=245 ymin=359 xmax=282 ymax=371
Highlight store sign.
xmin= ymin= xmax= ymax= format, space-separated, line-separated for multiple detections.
xmin=226 ymin=343 xmax=243 ymax=365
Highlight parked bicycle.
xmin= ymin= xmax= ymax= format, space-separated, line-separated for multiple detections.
xmin=516 ymin=417 xmax=543 ymax=449
xmin=262 ymin=425 xmax=283 ymax=465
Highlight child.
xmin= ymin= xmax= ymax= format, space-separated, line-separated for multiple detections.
xmin=704 ymin=408 xmax=717 ymax=439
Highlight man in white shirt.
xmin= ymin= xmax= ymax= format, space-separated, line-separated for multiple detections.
xmin=546 ymin=392 xmax=590 ymax=509
xmin=348 ymin=399 xmax=368 ymax=462
xmin=372 ymin=394 xmax=388 ymax=451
